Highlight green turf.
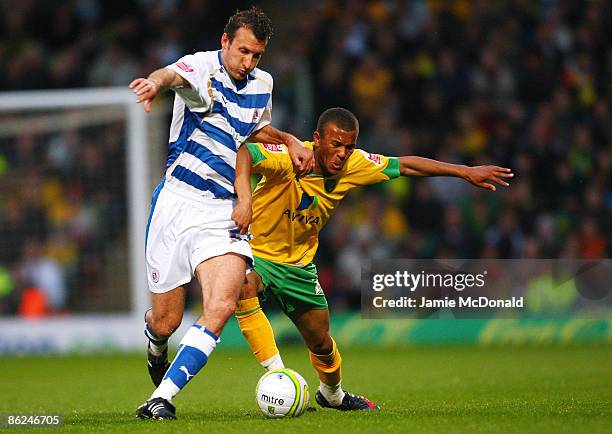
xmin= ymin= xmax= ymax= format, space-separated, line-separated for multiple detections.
xmin=1 ymin=345 xmax=611 ymax=433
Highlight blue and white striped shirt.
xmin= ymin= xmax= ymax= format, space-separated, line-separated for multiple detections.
xmin=164 ymin=50 xmax=272 ymax=199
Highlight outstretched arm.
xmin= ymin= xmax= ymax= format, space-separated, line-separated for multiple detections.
xmin=129 ymin=68 xmax=188 ymax=112
xmin=248 ymin=125 xmax=314 ymax=177
xmin=232 ymin=145 xmax=253 ymax=234
xmin=399 ymin=156 xmax=514 ymax=191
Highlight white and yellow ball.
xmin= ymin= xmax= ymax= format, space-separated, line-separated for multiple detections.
xmin=256 ymin=368 xmax=309 ymax=418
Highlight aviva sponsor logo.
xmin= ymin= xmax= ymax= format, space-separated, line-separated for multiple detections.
xmin=282 ymin=192 xmax=320 ymax=224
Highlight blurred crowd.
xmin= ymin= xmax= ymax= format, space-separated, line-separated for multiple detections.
xmin=0 ymin=0 xmax=610 ymax=313
xmin=289 ymin=0 xmax=612 ymax=308
xmin=0 ymin=120 xmax=128 ymax=315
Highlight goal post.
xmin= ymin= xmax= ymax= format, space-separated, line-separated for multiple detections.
xmin=0 ymin=88 xmax=154 ymax=350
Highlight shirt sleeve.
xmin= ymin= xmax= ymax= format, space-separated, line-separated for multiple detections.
xmin=345 ymin=149 xmax=401 ymax=186
xmin=246 ymin=142 xmax=293 ymax=180
xmin=166 ymin=53 xmax=211 ymax=110
xmin=252 ymin=94 xmax=272 ymax=133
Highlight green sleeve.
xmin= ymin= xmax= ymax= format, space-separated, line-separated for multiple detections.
xmin=246 ymin=143 xmax=266 ymax=165
xmin=382 ymin=157 xmax=400 ymax=179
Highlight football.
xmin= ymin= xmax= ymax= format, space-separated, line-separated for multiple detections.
xmin=256 ymin=368 xmax=309 ymax=418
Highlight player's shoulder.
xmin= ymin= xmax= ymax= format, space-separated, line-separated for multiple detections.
xmin=186 ymin=50 xmax=218 ymax=59
xmin=351 ymin=149 xmax=385 ymax=165
xmin=342 ymin=149 xmax=385 ymax=175
xmin=257 ymin=143 xmax=289 ymax=155
xmin=169 ymin=50 xmax=220 ymax=75
xmin=250 ymin=67 xmax=273 ymax=89
xmin=193 ymin=50 xmax=221 ymax=69
xmin=248 ymin=142 xmax=293 ymax=174
xmin=255 ymin=140 xmax=310 ymax=154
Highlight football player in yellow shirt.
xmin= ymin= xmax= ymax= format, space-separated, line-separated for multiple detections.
xmin=233 ymin=107 xmax=513 ymax=411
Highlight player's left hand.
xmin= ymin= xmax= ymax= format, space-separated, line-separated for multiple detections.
xmin=232 ymin=199 xmax=252 ymax=234
xmin=463 ymin=166 xmax=514 ymax=191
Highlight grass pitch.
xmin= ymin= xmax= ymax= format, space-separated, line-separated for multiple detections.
xmin=1 ymin=345 xmax=611 ymax=433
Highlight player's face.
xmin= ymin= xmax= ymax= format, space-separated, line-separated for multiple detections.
xmin=221 ymin=27 xmax=267 ymax=81
xmin=314 ymin=124 xmax=357 ymax=177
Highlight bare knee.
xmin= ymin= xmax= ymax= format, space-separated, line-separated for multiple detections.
xmin=239 ymin=278 xmax=257 ymax=300
xmin=204 ymin=299 xmax=236 ymax=324
xmin=240 ymin=272 xmax=264 ymax=300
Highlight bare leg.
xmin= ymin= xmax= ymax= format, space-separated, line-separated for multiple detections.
xmin=143 ymin=286 xmax=186 ymax=387
xmin=146 ymin=286 xmax=186 ymax=338
xmin=194 ymin=253 xmax=247 ymax=335
xmin=149 ymin=253 xmax=246 ymax=404
xmin=241 ymin=271 xmax=264 ymax=299
xmin=289 ymin=308 xmax=345 ymax=405
xmin=289 ymin=308 xmax=380 ymax=410
xmin=288 ymin=308 xmax=333 ymax=355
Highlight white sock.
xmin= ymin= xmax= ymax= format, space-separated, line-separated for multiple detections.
xmin=148 ymin=341 xmax=167 ymax=356
xmin=152 ymin=379 xmax=180 ymax=403
xmin=261 ymin=353 xmax=284 ymax=371
xmin=319 ymin=380 xmax=345 ymax=406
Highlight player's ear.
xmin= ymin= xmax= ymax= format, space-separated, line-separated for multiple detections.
xmin=313 ymin=130 xmax=321 ymax=145
xmin=221 ymin=33 xmax=230 ymax=49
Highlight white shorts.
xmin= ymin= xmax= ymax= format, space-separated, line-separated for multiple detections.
xmin=145 ymin=181 xmax=253 ymax=293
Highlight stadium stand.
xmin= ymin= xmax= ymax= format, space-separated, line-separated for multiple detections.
xmin=0 ymin=0 xmax=609 ymax=313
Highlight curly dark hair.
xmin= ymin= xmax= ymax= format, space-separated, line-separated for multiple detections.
xmin=224 ymin=6 xmax=273 ymax=43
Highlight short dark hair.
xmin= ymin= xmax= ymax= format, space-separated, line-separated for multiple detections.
xmin=224 ymin=6 xmax=273 ymax=43
xmin=316 ymin=107 xmax=360 ymax=137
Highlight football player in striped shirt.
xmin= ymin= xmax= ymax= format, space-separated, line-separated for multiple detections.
xmin=129 ymin=7 xmax=313 ymax=420
xmin=234 ymin=107 xmax=513 ymax=411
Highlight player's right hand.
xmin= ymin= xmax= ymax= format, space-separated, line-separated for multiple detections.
xmin=286 ymin=136 xmax=314 ymax=177
xmin=129 ymin=78 xmax=161 ymax=113
xmin=231 ymin=199 xmax=252 ymax=235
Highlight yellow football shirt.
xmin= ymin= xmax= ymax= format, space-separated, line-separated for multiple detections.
xmin=246 ymin=142 xmax=400 ymax=266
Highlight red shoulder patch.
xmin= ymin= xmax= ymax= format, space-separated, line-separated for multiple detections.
xmin=359 ymin=150 xmax=382 ymax=165
xmin=262 ymin=143 xmax=287 ymax=153
xmin=176 ymin=62 xmax=194 ymax=73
